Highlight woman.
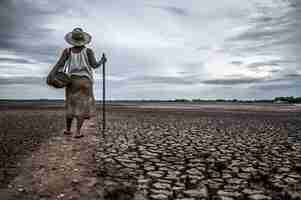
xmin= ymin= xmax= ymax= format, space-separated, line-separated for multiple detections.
xmin=51 ymin=27 xmax=106 ymax=138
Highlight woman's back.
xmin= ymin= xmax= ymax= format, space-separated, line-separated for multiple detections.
xmin=68 ymin=47 xmax=89 ymax=71
xmin=65 ymin=46 xmax=94 ymax=82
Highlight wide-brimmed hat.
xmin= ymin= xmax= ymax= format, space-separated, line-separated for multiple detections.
xmin=64 ymin=27 xmax=91 ymax=46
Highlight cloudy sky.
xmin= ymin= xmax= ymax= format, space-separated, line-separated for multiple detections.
xmin=0 ymin=0 xmax=300 ymax=100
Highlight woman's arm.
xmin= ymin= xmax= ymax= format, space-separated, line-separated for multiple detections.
xmin=86 ymin=48 xmax=103 ymax=69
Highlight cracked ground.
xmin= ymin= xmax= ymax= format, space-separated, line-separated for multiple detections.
xmin=96 ymin=108 xmax=301 ymax=200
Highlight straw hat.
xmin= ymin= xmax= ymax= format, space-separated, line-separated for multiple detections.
xmin=64 ymin=27 xmax=91 ymax=46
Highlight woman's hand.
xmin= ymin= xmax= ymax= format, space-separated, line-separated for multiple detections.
xmin=100 ymin=53 xmax=107 ymax=65
xmin=96 ymin=53 xmax=107 ymax=67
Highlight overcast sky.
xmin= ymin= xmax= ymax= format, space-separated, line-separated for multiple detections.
xmin=0 ymin=0 xmax=300 ymax=100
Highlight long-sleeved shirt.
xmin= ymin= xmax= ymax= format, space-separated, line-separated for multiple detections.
xmin=52 ymin=46 xmax=101 ymax=83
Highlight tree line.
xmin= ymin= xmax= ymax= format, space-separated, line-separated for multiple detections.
xmin=173 ymin=96 xmax=301 ymax=103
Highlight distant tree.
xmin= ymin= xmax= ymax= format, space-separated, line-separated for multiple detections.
xmin=192 ymin=99 xmax=203 ymax=102
xmin=216 ymin=99 xmax=226 ymax=102
xmin=294 ymin=97 xmax=300 ymax=103
xmin=274 ymin=96 xmax=301 ymax=103
xmin=174 ymin=99 xmax=190 ymax=102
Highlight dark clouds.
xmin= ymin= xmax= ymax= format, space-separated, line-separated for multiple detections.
xmin=127 ymin=75 xmax=200 ymax=85
xmin=0 ymin=57 xmax=35 ymax=64
xmin=283 ymin=73 xmax=301 ymax=79
xmin=149 ymin=5 xmax=189 ymax=16
xmin=0 ymin=76 xmax=45 ymax=85
xmin=231 ymin=61 xmax=243 ymax=66
xmin=251 ymin=79 xmax=301 ymax=93
xmin=202 ymin=71 xmax=301 ymax=86
xmin=0 ymin=0 xmax=300 ymax=99
xmin=201 ymin=77 xmax=265 ymax=85
xmin=225 ymin=0 xmax=299 ymax=59
xmin=247 ymin=61 xmax=279 ymax=68
xmin=0 ymin=0 xmax=63 ymax=63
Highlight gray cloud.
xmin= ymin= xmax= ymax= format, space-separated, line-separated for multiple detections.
xmin=0 ymin=58 xmax=35 ymax=64
xmin=284 ymin=73 xmax=301 ymax=79
xmin=0 ymin=0 xmax=61 ymax=63
xmin=224 ymin=0 xmax=298 ymax=58
xmin=255 ymin=83 xmax=299 ymax=91
xmin=247 ymin=61 xmax=279 ymax=68
xmin=127 ymin=75 xmax=200 ymax=85
xmin=148 ymin=5 xmax=189 ymax=16
xmin=269 ymin=69 xmax=281 ymax=73
xmin=231 ymin=28 xmax=284 ymax=42
xmin=231 ymin=61 xmax=243 ymax=66
xmin=201 ymin=77 xmax=265 ymax=85
xmin=201 ymin=70 xmax=301 ymax=86
xmin=0 ymin=76 xmax=45 ymax=85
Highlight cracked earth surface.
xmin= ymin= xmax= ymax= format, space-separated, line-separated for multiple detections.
xmin=1 ymin=106 xmax=300 ymax=200
xmin=96 ymin=109 xmax=301 ymax=200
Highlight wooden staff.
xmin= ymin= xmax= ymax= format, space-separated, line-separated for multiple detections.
xmin=101 ymin=53 xmax=107 ymax=137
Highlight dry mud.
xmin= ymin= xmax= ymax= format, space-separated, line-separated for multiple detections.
xmin=97 ymin=107 xmax=301 ymax=200
xmin=0 ymin=104 xmax=301 ymax=199
xmin=0 ymin=109 xmax=65 ymax=188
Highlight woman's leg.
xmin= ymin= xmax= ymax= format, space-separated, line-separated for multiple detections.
xmin=64 ymin=86 xmax=73 ymax=135
xmin=74 ymin=116 xmax=85 ymax=138
xmin=64 ymin=117 xmax=73 ymax=135
xmin=66 ymin=117 xmax=73 ymax=131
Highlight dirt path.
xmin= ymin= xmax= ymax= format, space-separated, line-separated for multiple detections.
xmin=0 ymin=117 xmax=104 ymax=200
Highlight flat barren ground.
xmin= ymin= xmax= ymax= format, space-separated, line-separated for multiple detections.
xmin=0 ymin=103 xmax=301 ymax=200
xmin=0 ymin=109 xmax=65 ymax=187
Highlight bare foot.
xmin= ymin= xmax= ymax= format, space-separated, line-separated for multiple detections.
xmin=74 ymin=134 xmax=84 ymax=138
xmin=63 ymin=130 xmax=72 ymax=135
xmin=83 ymin=113 xmax=91 ymax=119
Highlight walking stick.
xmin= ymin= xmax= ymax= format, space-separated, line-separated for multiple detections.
xmin=98 ymin=53 xmax=107 ymax=177
xmin=101 ymin=53 xmax=106 ymax=138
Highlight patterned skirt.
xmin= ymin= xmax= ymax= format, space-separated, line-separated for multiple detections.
xmin=65 ymin=75 xmax=96 ymax=119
